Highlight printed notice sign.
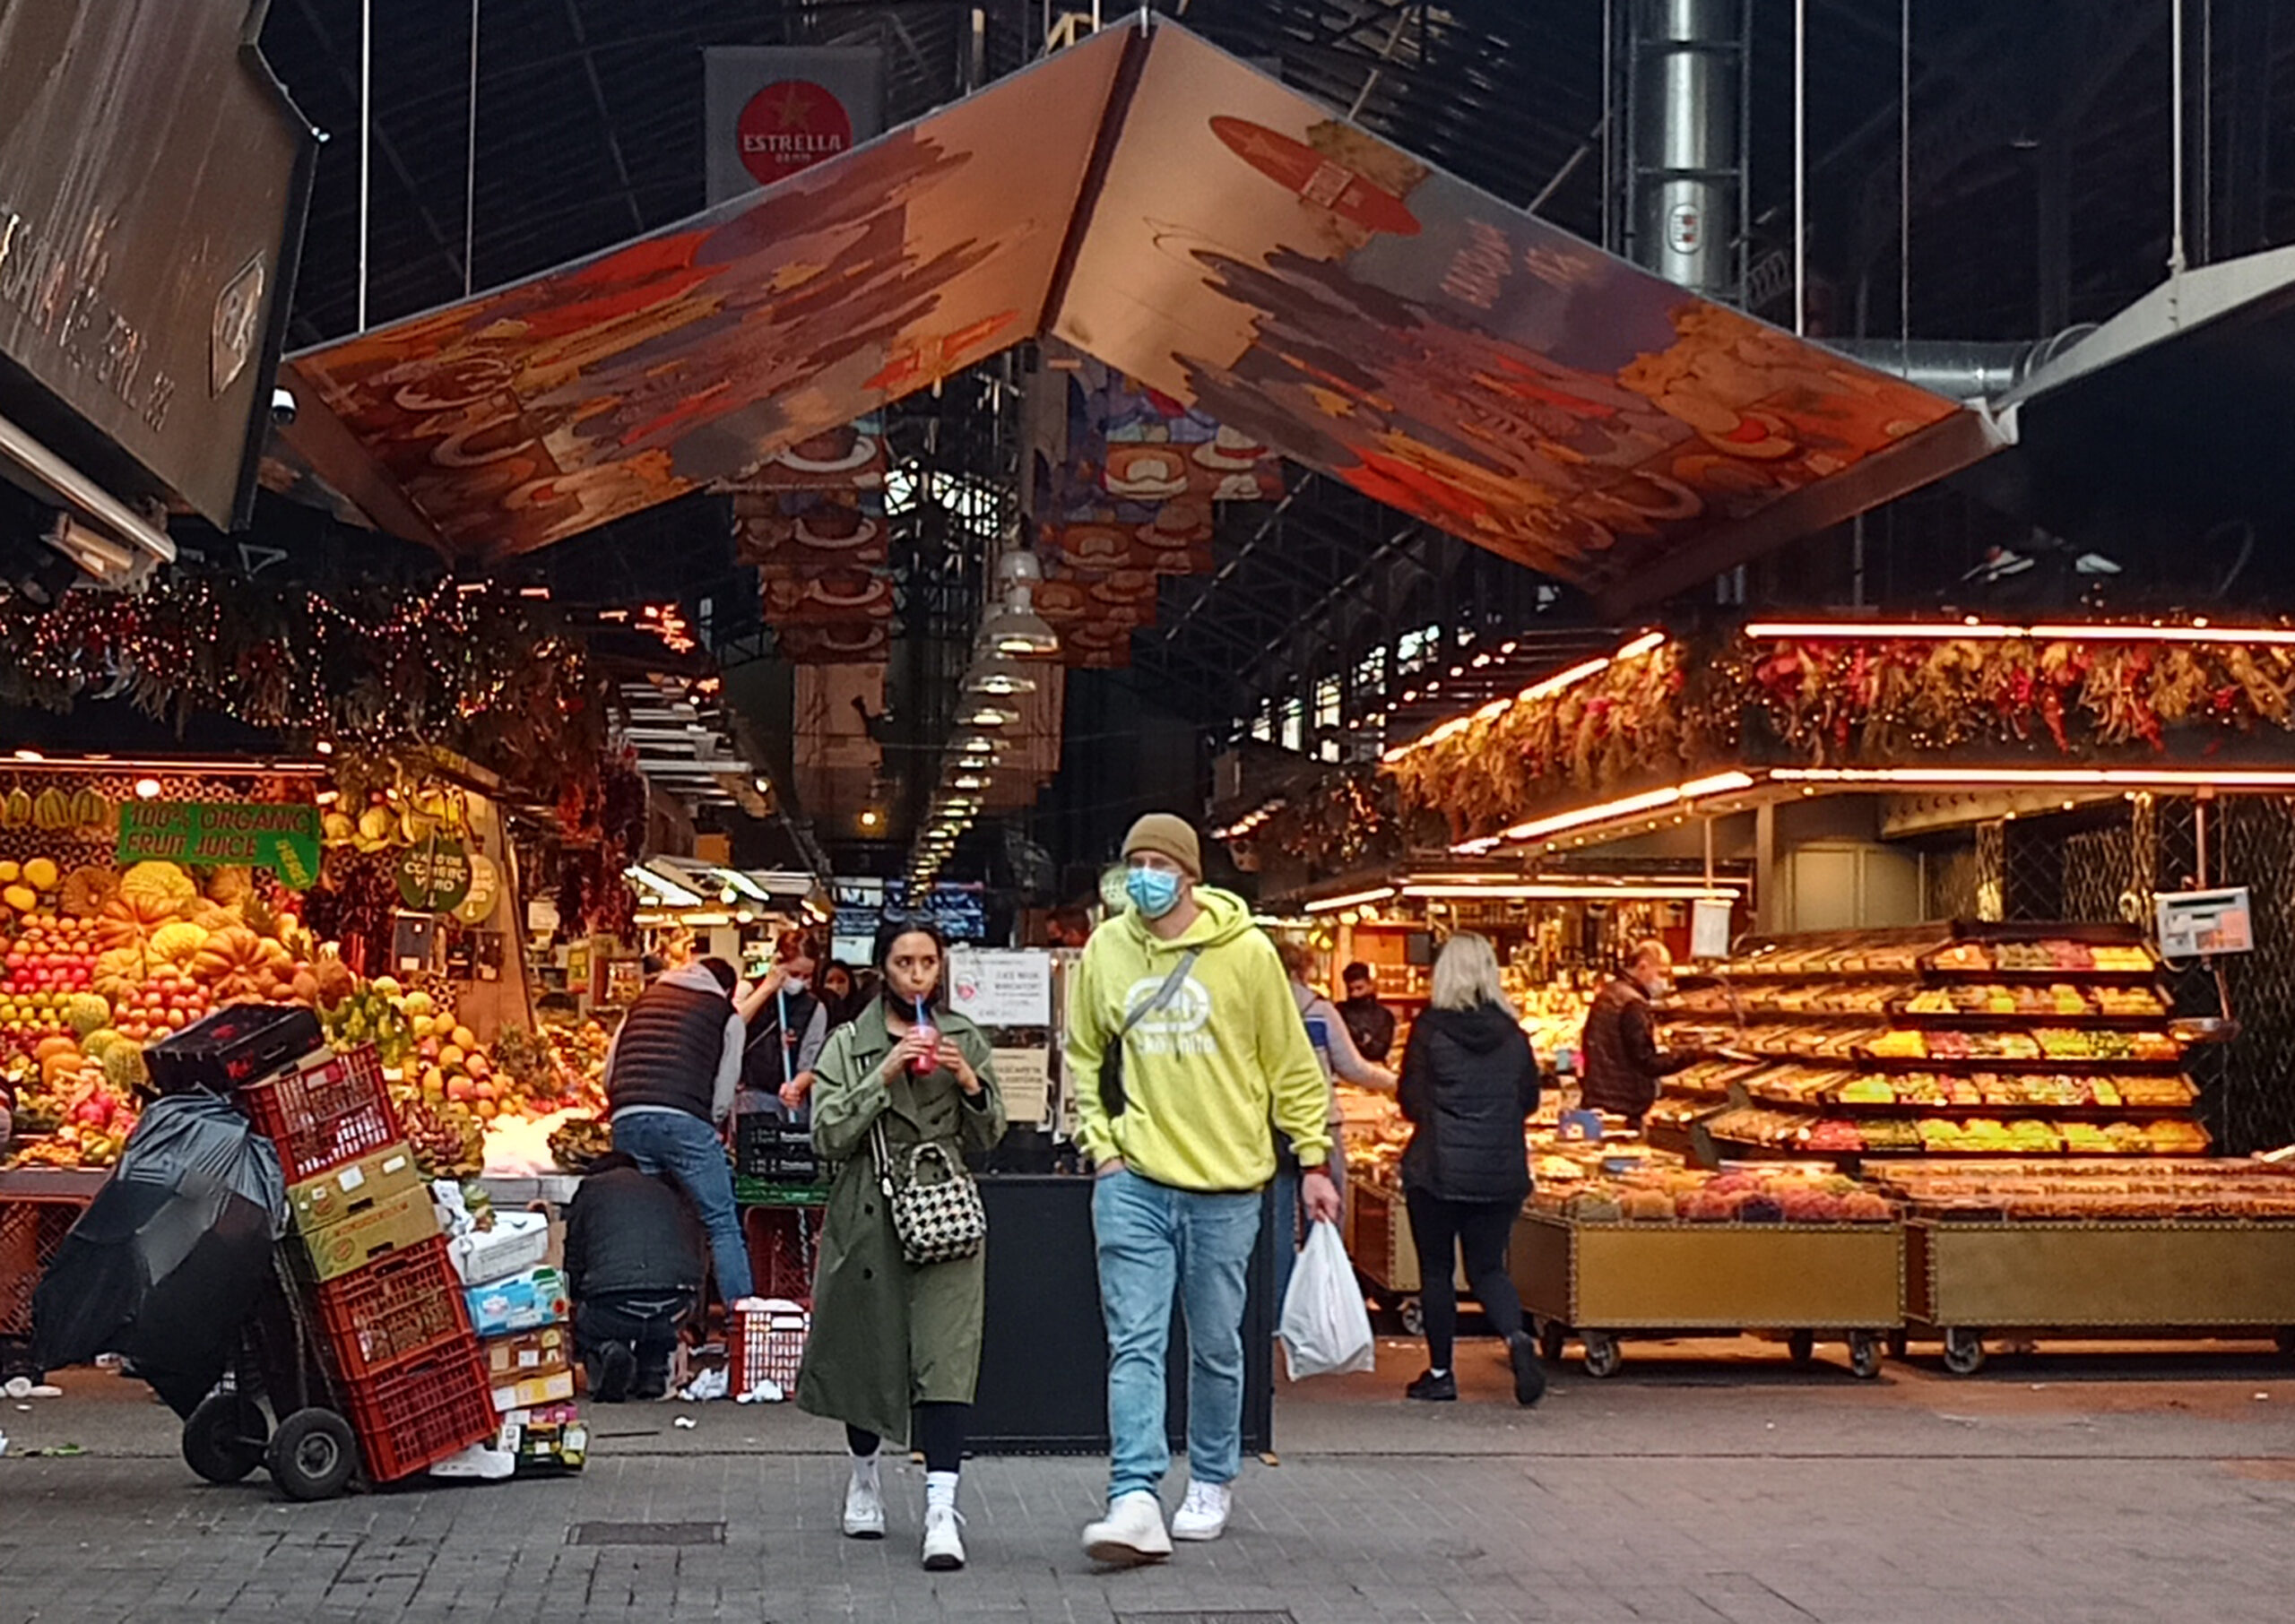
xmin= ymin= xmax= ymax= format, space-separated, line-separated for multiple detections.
xmin=117 ymin=801 xmax=321 ymax=889
xmin=992 ymin=1047 xmax=1051 ymax=1125
xmin=948 ymin=949 xmax=1053 ymax=1027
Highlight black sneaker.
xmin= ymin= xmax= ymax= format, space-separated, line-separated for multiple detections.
xmin=631 ymin=1360 xmax=670 ymax=1401
xmin=1507 ymin=1332 xmax=1547 ymax=1407
xmin=593 ymin=1343 xmax=637 ymax=1404
xmin=1405 ymin=1369 xmax=1457 ymax=1402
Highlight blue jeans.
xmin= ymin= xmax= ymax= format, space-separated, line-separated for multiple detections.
xmin=1092 ymin=1168 xmax=1262 ymax=1499
xmin=611 ymin=1110 xmax=754 ymax=1308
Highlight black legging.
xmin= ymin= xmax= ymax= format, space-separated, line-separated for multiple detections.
xmin=846 ymin=1402 xmax=968 ymax=1474
xmin=1403 ymin=1188 xmax=1526 ymax=1371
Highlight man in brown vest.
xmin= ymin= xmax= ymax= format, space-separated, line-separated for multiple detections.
xmin=604 ymin=956 xmax=753 ymax=1309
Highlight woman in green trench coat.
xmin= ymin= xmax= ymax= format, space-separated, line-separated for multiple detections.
xmin=796 ymin=919 xmax=1005 ymax=1571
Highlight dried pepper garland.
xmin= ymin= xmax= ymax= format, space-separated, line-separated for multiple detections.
xmin=1389 ymin=629 xmax=2295 ymax=842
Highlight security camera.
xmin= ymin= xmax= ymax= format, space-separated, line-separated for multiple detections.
xmin=270 ymin=386 xmax=298 ymax=427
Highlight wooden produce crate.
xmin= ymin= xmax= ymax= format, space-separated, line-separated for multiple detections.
xmin=1906 ymin=1217 xmax=2295 ymax=1373
xmin=1514 ymin=1210 xmax=1904 ymax=1378
xmin=1345 ymin=1180 xmax=1468 ymax=1300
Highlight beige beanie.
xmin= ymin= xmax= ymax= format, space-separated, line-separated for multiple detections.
xmin=1122 ymin=812 xmax=1203 ymax=880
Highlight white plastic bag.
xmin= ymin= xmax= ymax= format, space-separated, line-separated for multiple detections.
xmin=1277 ymin=1220 xmax=1377 ymax=1379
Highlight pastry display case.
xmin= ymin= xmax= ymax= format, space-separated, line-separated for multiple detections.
xmin=1656 ymin=924 xmax=2210 ymax=1164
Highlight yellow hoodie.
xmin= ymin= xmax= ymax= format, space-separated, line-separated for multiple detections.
xmin=1067 ymin=886 xmax=1331 ymax=1191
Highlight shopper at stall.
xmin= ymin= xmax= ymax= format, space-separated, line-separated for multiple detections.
xmin=1274 ymin=937 xmax=1392 ymax=1297
xmin=738 ymin=929 xmax=831 ymax=1113
xmin=1578 ymin=938 xmax=1690 ymax=1127
xmin=1046 ymin=906 xmax=1095 ymax=949
xmin=602 ymin=955 xmax=753 ymax=1310
xmin=1068 ymin=813 xmax=1336 ymax=1566
xmin=819 ymin=961 xmax=862 ymax=1028
xmin=798 ymin=918 xmax=1005 ymax=1573
xmin=564 ymin=1152 xmax=707 ymax=1402
xmin=1338 ymin=961 xmax=1399 ymax=1066
xmin=1395 ymin=932 xmax=1544 ymax=1407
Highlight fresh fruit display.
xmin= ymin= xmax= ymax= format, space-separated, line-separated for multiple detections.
xmin=1537 ymin=1165 xmax=1893 ymax=1224
xmin=395 ymin=1090 xmax=485 ymax=1179
xmin=319 ymin=980 xmax=416 ymax=1068
xmin=1873 ymin=1158 xmax=2289 ymax=1220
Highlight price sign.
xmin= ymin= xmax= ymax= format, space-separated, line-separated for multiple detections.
xmin=948 ymin=948 xmax=1052 ymax=1027
xmin=2156 ymin=887 xmax=2253 ymax=958
xmin=395 ymin=839 xmax=473 ymax=913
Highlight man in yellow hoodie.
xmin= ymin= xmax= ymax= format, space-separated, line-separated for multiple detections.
xmin=1069 ymin=813 xmax=1337 ymax=1565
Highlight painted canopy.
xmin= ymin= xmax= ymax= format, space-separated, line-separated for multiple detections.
xmin=273 ymin=18 xmax=1983 ymax=610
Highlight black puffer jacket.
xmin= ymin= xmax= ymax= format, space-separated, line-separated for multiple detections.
xmin=1398 ymin=1002 xmax=1541 ymax=1205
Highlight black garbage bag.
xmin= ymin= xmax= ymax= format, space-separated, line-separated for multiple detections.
xmin=32 ymin=1093 xmax=289 ymax=1416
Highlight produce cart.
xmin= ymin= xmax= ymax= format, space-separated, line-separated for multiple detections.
xmin=1515 ymin=1210 xmax=1904 ymax=1378
xmin=1345 ymin=1179 xmax=1466 ymax=1335
xmin=0 ymin=1168 xmax=102 ymax=1376
xmin=1906 ymin=1218 xmax=2295 ymax=1374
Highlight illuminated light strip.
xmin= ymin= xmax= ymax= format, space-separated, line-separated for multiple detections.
xmin=1746 ymin=618 xmax=2295 ymax=647
xmin=1484 ymin=772 xmax=1760 ymax=849
xmin=1302 ymin=885 xmax=1399 ymax=914
xmin=713 ymin=868 xmax=773 ymax=903
xmin=1771 ymin=766 xmax=2295 ymax=790
xmin=1401 ymin=871 xmax=1745 ymax=894
xmin=1381 ymin=633 xmax=1667 ymax=764
xmin=626 ymin=865 xmax=705 ymax=908
xmin=0 ymin=755 xmax=332 ymax=776
xmin=1402 ymin=883 xmax=1743 ymax=902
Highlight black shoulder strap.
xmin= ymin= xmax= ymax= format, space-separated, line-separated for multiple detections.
xmin=1119 ymin=949 xmax=1200 ymax=1040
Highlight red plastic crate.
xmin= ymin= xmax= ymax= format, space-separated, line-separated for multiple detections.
xmin=740 ymin=1205 xmax=823 ymax=1304
xmin=338 ymin=1338 xmax=496 ymax=1483
xmin=310 ymin=1236 xmax=474 ymax=1383
xmin=730 ymin=1300 xmax=810 ymax=1396
xmin=238 ymin=1045 xmax=398 ymax=1181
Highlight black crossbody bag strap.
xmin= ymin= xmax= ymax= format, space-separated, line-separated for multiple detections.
xmin=1099 ymin=949 xmax=1201 ymax=1119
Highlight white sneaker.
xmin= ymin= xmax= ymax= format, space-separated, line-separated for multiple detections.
xmin=1171 ymin=1480 xmax=1231 ymax=1542
xmin=1082 ymin=1489 xmax=1173 ymax=1567
xmin=922 ymin=1503 xmax=966 ymax=1571
xmin=843 ymin=1473 xmax=886 ymax=1540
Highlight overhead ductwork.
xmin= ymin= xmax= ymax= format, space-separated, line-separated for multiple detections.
xmin=1629 ymin=0 xmax=1743 ymax=299
xmin=1827 ymin=331 xmax=2094 ymax=405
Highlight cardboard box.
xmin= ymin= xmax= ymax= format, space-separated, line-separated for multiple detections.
xmin=481 ymin=1324 xmax=570 ymax=1382
xmin=490 ymin=1367 xmax=576 ymax=1412
xmin=291 ymin=1184 xmax=441 ymax=1283
xmin=464 ymin=1266 xmax=568 ymax=1337
xmin=448 ymin=1211 xmax=550 ymax=1286
xmin=290 ymin=1143 xmax=423 ymax=1234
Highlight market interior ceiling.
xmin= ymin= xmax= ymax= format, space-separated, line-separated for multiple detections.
xmin=224 ymin=0 xmax=2295 ymax=872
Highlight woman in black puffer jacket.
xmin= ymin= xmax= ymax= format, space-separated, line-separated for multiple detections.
xmin=1398 ymin=932 xmax=1544 ymax=1407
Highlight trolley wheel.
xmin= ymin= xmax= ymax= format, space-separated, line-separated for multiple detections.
xmin=266 ymin=1407 xmax=359 ymax=1501
xmin=1536 ymin=1317 xmax=1568 ymax=1363
xmin=182 ymin=1392 xmax=269 ymax=1485
xmin=1581 ymin=1332 xmax=1623 ymax=1379
xmin=1398 ymin=1297 xmax=1425 ymax=1337
xmin=1786 ymin=1329 xmax=1816 ymax=1366
xmin=1941 ymin=1328 xmax=1988 ymax=1377
xmin=1849 ymin=1332 xmax=1883 ymax=1381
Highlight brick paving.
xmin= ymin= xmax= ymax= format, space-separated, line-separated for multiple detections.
xmin=8 ymin=1336 xmax=2295 ymax=1622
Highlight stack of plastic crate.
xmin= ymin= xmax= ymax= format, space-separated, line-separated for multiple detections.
xmin=243 ymin=1044 xmax=498 ymax=1483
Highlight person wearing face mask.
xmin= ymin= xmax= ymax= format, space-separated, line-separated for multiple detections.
xmin=1067 ymin=814 xmax=1336 ymax=1566
xmin=1577 ymin=938 xmax=1691 ymax=1128
xmin=737 ymin=929 xmax=832 ymax=1117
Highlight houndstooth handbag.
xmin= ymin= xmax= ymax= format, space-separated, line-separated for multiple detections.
xmin=870 ymin=1119 xmax=986 ymax=1266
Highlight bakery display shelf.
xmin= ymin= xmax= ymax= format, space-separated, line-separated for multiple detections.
xmin=1850 ymin=1046 xmax=2187 ymax=1073
xmin=1884 ymin=1006 xmax=2170 ymax=1032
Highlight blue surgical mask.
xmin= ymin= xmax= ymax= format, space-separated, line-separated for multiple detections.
xmin=1125 ymin=867 xmax=1183 ymax=919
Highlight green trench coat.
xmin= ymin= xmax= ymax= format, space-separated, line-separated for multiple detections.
xmin=793 ymin=1003 xmax=1006 ymax=1447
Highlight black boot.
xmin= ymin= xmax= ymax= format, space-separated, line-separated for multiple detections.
xmin=1507 ymin=1332 xmax=1547 ymax=1407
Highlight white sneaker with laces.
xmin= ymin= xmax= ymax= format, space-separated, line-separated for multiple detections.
xmin=1082 ymin=1490 xmax=1173 ymax=1566
xmin=843 ymin=1473 xmax=886 ymax=1540
xmin=1171 ymin=1480 xmax=1232 ymax=1542
xmin=922 ymin=1503 xmax=966 ymax=1571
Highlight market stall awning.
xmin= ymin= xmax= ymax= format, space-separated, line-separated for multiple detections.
xmin=270 ymin=19 xmax=1983 ymax=609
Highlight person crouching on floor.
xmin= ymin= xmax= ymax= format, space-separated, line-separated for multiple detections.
xmin=564 ymin=1152 xmax=706 ymax=1402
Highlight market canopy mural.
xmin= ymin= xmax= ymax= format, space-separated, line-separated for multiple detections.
xmin=273 ymin=18 xmax=1984 ymax=610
